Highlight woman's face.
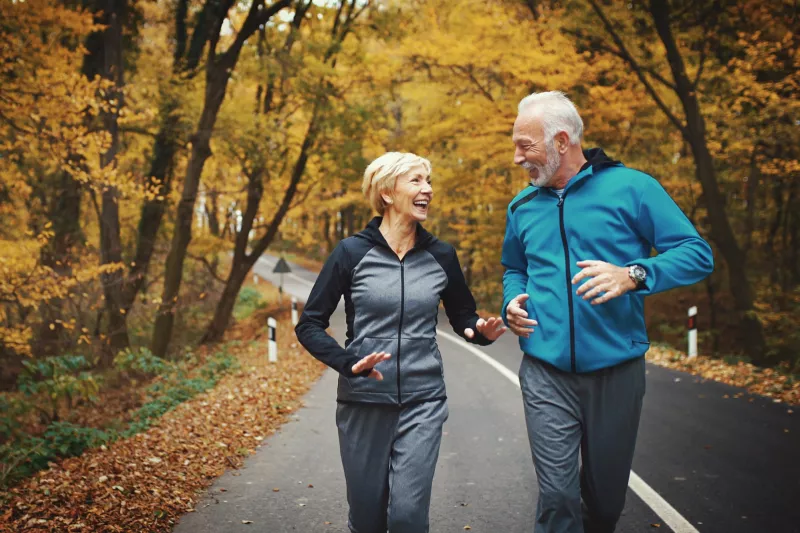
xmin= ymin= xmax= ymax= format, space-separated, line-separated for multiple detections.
xmin=385 ymin=165 xmax=433 ymax=222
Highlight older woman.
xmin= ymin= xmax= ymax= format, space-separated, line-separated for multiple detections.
xmin=295 ymin=152 xmax=505 ymax=533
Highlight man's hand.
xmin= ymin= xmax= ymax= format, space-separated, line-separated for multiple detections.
xmin=506 ymin=294 xmax=537 ymax=338
xmin=352 ymin=351 xmax=391 ymax=380
xmin=572 ymin=260 xmax=636 ymax=305
xmin=465 ymin=317 xmax=507 ymax=341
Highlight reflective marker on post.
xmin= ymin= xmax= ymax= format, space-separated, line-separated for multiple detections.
xmin=291 ymin=297 xmax=298 ymax=326
xmin=687 ymin=306 xmax=698 ymax=359
xmin=268 ymin=317 xmax=277 ymax=363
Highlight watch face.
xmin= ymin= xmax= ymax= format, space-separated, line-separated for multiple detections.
xmin=633 ymin=266 xmax=646 ymax=282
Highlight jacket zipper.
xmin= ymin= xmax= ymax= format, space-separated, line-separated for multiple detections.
xmin=396 ymin=258 xmax=405 ymax=405
xmin=557 ymin=195 xmax=577 ymax=372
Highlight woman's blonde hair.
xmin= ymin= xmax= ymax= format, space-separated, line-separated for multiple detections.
xmin=361 ymin=152 xmax=432 ymax=215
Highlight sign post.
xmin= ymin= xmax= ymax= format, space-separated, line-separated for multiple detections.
xmin=272 ymin=257 xmax=292 ymax=303
xmin=268 ymin=317 xmax=277 ymax=363
xmin=687 ymin=306 xmax=698 ymax=359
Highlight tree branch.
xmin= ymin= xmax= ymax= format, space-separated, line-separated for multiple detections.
xmin=187 ymin=252 xmax=226 ymax=283
xmin=564 ymin=29 xmax=677 ymax=91
xmin=586 ymin=0 xmax=688 ymax=136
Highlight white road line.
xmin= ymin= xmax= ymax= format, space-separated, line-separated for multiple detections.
xmin=269 ymin=260 xmax=699 ymax=533
xmin=437 ymin=330 xmax=700 ymax=533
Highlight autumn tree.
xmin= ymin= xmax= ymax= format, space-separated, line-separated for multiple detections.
xmin=556 ymin=0 xmax=798 ymax=363
xmin=202 ymin=0 xmax=385 ymax=343
xmin=151 ymin=0 xmax=292 ymax=358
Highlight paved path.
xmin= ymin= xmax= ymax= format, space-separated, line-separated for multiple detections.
xmin=173 ymin=255 xmax=800 ymax=533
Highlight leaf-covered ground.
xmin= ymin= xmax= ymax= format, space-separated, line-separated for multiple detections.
xmin=646 ymin=345 xmax=799 ymax=406
xmin=2 ymin=298 xmax=795 ymax=532
xmin=0 ymin=305 xmax=325 ymax=532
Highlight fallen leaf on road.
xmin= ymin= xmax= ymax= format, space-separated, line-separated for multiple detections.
xmin=646 ymin=346 xmax=799 ymax=405
xmin=464 ymin=526 xmax=471 ymax=530
xmin=242 ymin=520 xmax=253 ymax=524
xmin=650 ymin=523 xmax=661 ymax=528
xmin=308 ymin=484 xmax=314 ymax=488
xmin=273 ymin=488 xmax=280 ymax=492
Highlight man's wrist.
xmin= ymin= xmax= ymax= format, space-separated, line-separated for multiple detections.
xmin=627 ymin=264 xmax=647 ymax=290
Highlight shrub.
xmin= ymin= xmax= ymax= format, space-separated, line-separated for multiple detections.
xmin=114 ymin=347 xmax=173 ymax=376
xmin=16 ymin=355 xmax=100 ymax=424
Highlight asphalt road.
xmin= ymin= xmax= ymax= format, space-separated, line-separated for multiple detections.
xmin=173 ymin=255 xmax=799 ymax=533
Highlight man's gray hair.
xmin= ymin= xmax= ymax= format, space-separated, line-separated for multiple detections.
xmin=518 ymin=91 xmax=584 ymax=145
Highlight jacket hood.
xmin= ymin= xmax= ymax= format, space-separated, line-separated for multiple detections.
xmin=582 ymin=147 xmax=620 ymax=173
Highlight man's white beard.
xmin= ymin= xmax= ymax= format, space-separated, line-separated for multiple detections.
xmin=522 ymin=139 xmax=561 ymax=187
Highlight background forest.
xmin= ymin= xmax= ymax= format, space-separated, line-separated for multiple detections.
xmin=0 ymin=0 xmax=798 ymax=489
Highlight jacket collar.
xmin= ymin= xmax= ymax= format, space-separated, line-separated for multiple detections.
xmin=360 ymin=216 xmax=435 ymax=251
xmin=537 ymin=148 xmax=622 ymax=193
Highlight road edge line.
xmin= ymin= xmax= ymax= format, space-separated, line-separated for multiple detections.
xmin=437 ymin=329 xmax=700 ymax=533
xmin=260 ymin=258 xmax=700 ymax=533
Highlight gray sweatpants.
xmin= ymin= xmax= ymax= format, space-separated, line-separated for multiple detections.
xmin=336 ymin=400 xmax=448 ymax=533
xmin=519 ymin=355 xmax=646 ymax=533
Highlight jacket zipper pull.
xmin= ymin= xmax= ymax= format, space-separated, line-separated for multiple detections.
xmin=557 ymin=195 xmax=565 ymax=207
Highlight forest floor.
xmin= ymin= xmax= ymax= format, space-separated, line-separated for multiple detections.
xmin=1 ymin=266 xmax=796 ymax=532
xmin=0 ymin=283 xmax=326 ymax=532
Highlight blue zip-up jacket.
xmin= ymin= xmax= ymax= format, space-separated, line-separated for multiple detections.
xmin=501 ymin=148 xmax=714 ymax=373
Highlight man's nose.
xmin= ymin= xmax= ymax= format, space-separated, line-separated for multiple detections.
xmin=514 ymin=147 xmax=525 ymax=165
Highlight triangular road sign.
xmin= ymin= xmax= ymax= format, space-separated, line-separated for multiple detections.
xmin=273 ymin=257 xmax=292 ymax=274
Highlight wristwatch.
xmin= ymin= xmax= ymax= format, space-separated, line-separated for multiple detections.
xmin=628 ymin=264 xmax=647 ymax=289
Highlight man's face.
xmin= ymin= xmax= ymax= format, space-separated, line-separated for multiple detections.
xmin=512 ymin=113 xmax=561 ymax=188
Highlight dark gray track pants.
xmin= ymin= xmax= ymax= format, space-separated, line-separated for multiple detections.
xmin=336 ymin=399 xmax=448 ymax=533
xmin=519 ymin=355 xmax=646 ymax=533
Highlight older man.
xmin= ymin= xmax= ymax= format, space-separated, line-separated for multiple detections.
xmin=501 ymin=91 xmax=714 ymax=533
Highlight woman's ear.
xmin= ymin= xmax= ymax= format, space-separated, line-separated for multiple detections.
xmin=381 ymin=193 xmax=393 ymax=205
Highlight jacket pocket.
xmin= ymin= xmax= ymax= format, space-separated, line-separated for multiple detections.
xmin=346 ymin=337 xmax=398 ymax=394
xmin=401 ymin=337 xmax=443 ymax=393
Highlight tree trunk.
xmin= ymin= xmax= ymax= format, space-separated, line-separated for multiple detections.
xmin=202 ymin=109 xmax=320 ymax=344
xmin=151 ymin=0 xmax=291 ymax=358
xmin=322 ymin=212 xmax=333 ymax=253
xmin=81 ymin=0 xmax=131 ymax=363
xmin=649 ymin=0 xmax=767 ymax=362
xmin=206 ymin=188 xmax=221 ymax=237
xmin=203 ymin=261 xmax=252 ymax=342
xmin=35 ymin=170 xmax=83 ymax=356
xmin=150 ymin=86 xmax=219 ymax=357
xmin=120 ymin=0 xmax=211 ymax=315
xmin=705 ymin=272 xmax=719 ymax=354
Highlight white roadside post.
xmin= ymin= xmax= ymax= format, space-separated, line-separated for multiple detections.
xmin=291 ymin=297 xmax=298 ymax=326
xmin=253 ymin=274 xmax=259 ymax=284
xmin=687 ymin=306 xmax=698 ymax=359
xmin=268 ymin=317 xmax=278 ymax=363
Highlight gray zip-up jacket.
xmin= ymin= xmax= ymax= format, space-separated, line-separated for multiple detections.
xmin=295 ymin=217 xmax=491 ymax=405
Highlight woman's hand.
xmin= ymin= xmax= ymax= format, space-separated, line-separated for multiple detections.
xmin=351 ymin=351 xmax=391 ymax=380
xmin=465 ymin=317 xmax=507 ymax=342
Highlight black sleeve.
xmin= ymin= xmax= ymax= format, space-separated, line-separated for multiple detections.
xmin=440 ymin=246 xmax=492 ymax=346
xmin=294 ymin=242 xmax=366 ymax=378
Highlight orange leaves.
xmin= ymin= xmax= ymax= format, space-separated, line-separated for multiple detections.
xmin=647 ymin=345 xmax=799 ymax=406
xmin=0 ymin=308 xmax=326 ymax=532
